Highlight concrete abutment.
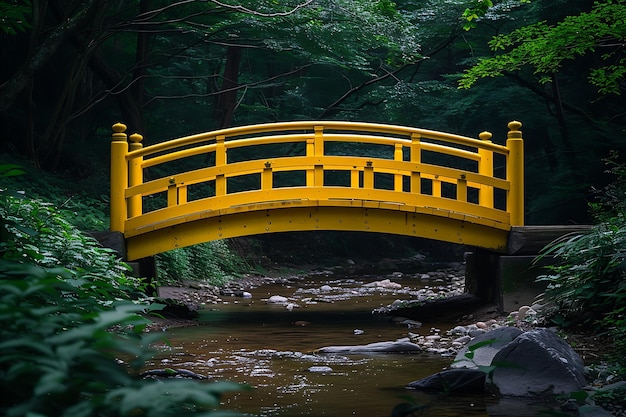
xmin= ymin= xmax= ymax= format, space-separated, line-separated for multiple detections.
xmin=464 ymin=225 xmax=592 ymax=312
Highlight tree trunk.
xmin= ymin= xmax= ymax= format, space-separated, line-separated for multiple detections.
xmin=214 ymin=46 xmax=242 ymax=128
xmin=0 ymin=0 xmax=102 ymax=112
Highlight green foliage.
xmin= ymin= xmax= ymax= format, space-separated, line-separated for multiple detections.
xmin=0 ymin=0 xmax=32 ymax=35
xmin=156 ymin=240 xmax=248 ymax=286
xmin=461 ymin=0 xmax=530 ymax=30
xmin=592 ymin=384 xmax=626 ymax=411
xmin=0 ymin=193 xmax=143 ymax=300
xmin=0 ymin=260 xmax=244 ymax=417
xmin=536 ymin=154 xmax=626 ymax=369
xmin=0 ymin=171 xmax=245 ymax=416
xmin=459 ymin=0 xmax=626 ymax=94
xmin=0 ymin=154 xmax=110 ymax=231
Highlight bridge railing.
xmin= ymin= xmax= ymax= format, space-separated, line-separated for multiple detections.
xmin=109 ymin=121 xmax=523 ymax=238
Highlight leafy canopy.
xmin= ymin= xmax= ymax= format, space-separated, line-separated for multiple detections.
xmin=459 ymin=0 xmax=626 ymax=95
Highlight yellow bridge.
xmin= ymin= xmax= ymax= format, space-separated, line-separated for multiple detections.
xmin=109 ymin=121 xmax=524 ymax=261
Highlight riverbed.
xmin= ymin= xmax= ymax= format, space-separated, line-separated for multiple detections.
xmin=147 ymin=271 xmax=567 ymax=417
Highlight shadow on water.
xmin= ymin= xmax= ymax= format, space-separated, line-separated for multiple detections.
xmin=147 ymin=275 xmax=569 ymax=417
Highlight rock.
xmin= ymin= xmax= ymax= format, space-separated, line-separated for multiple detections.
xmin=317 ymin=340 xmax=422 ymax=353
xmin=407 ymin=369 xmax=486 ymax=393
xmin=453 ymin=335 xmax=471 ymax=345
xmin=468 ymin=328 xmax=486 ymax=337
xmin=354 ymin=329 xmax=365 ymax=335
xmin=308 ymin=366 xmax=333 ymax=373
xmin=267 ymin=295 xmax=288 ymax=304
xmin=577 ymin=405 xmax=615 ymax=417
xmin=398 ymin=319 xmax=422 ymax=329
xmin=159 ymin=299 xmax=199 ymax=319
xmin=452 ymin=327 xmax=523 ymax=369
xmin=141 ymin=368 xmax=207 ymax=380
xmin=320 ymin=285 xmax=333 ymax=291
xmin=490 ymin=329 xmax=586 ymax=396
xmin=449 ymin=325 xmax=468 ymax=336
xmin=364 ymin=279 xmax=402 ymax=289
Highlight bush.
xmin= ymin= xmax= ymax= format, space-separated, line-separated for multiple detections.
xmin=536 ymin=153 xmax=626 ymax=371
xmin=0 ymin=178 xmax=245 ymax=416
xmin=0 ymin=193 xmax=143 ymax=300
xmin=0 ymin=261 xmax=244 ymax=417
xmin=156 ymin=240 xmax=249 ymax=286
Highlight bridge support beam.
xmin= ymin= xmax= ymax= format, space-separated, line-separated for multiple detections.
xmin=466 ymin=225 xmax=593 ymax=312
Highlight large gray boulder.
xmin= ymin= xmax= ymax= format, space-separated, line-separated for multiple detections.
xmin=452 ymin=327 xmax=523 ymax=369
xmin=489 ymin=329 xmax=586 ymax=396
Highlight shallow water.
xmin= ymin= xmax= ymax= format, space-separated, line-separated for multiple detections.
xmin=148 ymin=274 xmax=567 ymax=417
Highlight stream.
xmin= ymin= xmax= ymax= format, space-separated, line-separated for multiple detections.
xmin=147 ymin=270 xmax=566 ymax=417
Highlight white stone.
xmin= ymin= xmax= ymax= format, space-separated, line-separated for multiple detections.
xmin=308 ymin=366 xmax=333 ymax=373
xmin=517 ymin=305 xmax=531 ymax=320
xmin=267 ymin=295 xmax=288 ymax=304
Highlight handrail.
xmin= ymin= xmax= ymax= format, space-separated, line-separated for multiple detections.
xmin=110 ymin=121 xmax=524 ymax=243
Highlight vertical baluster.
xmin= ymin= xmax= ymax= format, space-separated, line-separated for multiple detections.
xmin=457 ymin=174 xmax=468 ymax=202
xmin=128 ymin=133 xmax=143 ymax=218
xmin=478 ymin=131 xmax=494 ymax=208
xmin=432 ymin=176 xmax=441 ymax=198
xmin=394 ymin=143 xmax=403 ymax=192
xmin=262 ymin=161 xmax=273 ymax=190
xmin=215 ymin=135 xmax=226 ymax=196
xmin=410 ymin=133 xmax=421 ymax=194
xmin=167 ymin=178 xmax=177 ymax=206
xmin=364 ymin=160 xmax=374 ymax=189
xmin=314 ymin=126 xmax=324 ymax=186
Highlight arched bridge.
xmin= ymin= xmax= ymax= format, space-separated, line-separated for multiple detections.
xmin=109 ymin=121 xmax=524 ymax=261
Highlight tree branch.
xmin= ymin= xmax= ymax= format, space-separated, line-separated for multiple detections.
xmin=0 ymin=0 xmax=105 ymax=112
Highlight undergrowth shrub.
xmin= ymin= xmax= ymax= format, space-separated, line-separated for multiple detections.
xmin=537 ymin=152 xmax=626 ymax=372
xmin=0 ymin=173 xmax=244 ymax=416
xmin=0 ymin=155 xmax=110 ymax=230
xmin=156 ymin=240 xmax=248 ymax=286
xmin=0 ymin=193 xmax=143 ymax=300
xmin=0 ymin=260 xmax=244 ymax=417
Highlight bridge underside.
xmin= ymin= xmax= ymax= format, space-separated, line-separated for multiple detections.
xmin=125 ymin=202 xmax=510 ymax=260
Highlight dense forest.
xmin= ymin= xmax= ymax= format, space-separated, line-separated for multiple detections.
xmin=2 ymin=1 xmax=626 ymax=415
xmin=1 ymin=0 xmax=624 ymax=224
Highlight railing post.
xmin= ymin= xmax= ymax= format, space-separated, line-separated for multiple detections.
xmin=215 ymin=135 xmax=226 ymax=196
xmin=110 ymin=123 xmax=129 ymax=232
xmin=410 ymin=133 xmax=421 ymax=194
xmin=506 ymin=121 xmax=524 ymax=226
xmin=312 ymin=126 xmax=324 ymax=187
xmin=262 ymin=161 xmax=273 ymax=190
xmin=394 ymin=143 xmax=403 ymax=192
xmin=128 ymin=133 xmax=143 ymax=218
xmin=364 ymin=160 xmax=374 ymax=189
xmin=478 ymin=131 xmax=494 ymax=208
